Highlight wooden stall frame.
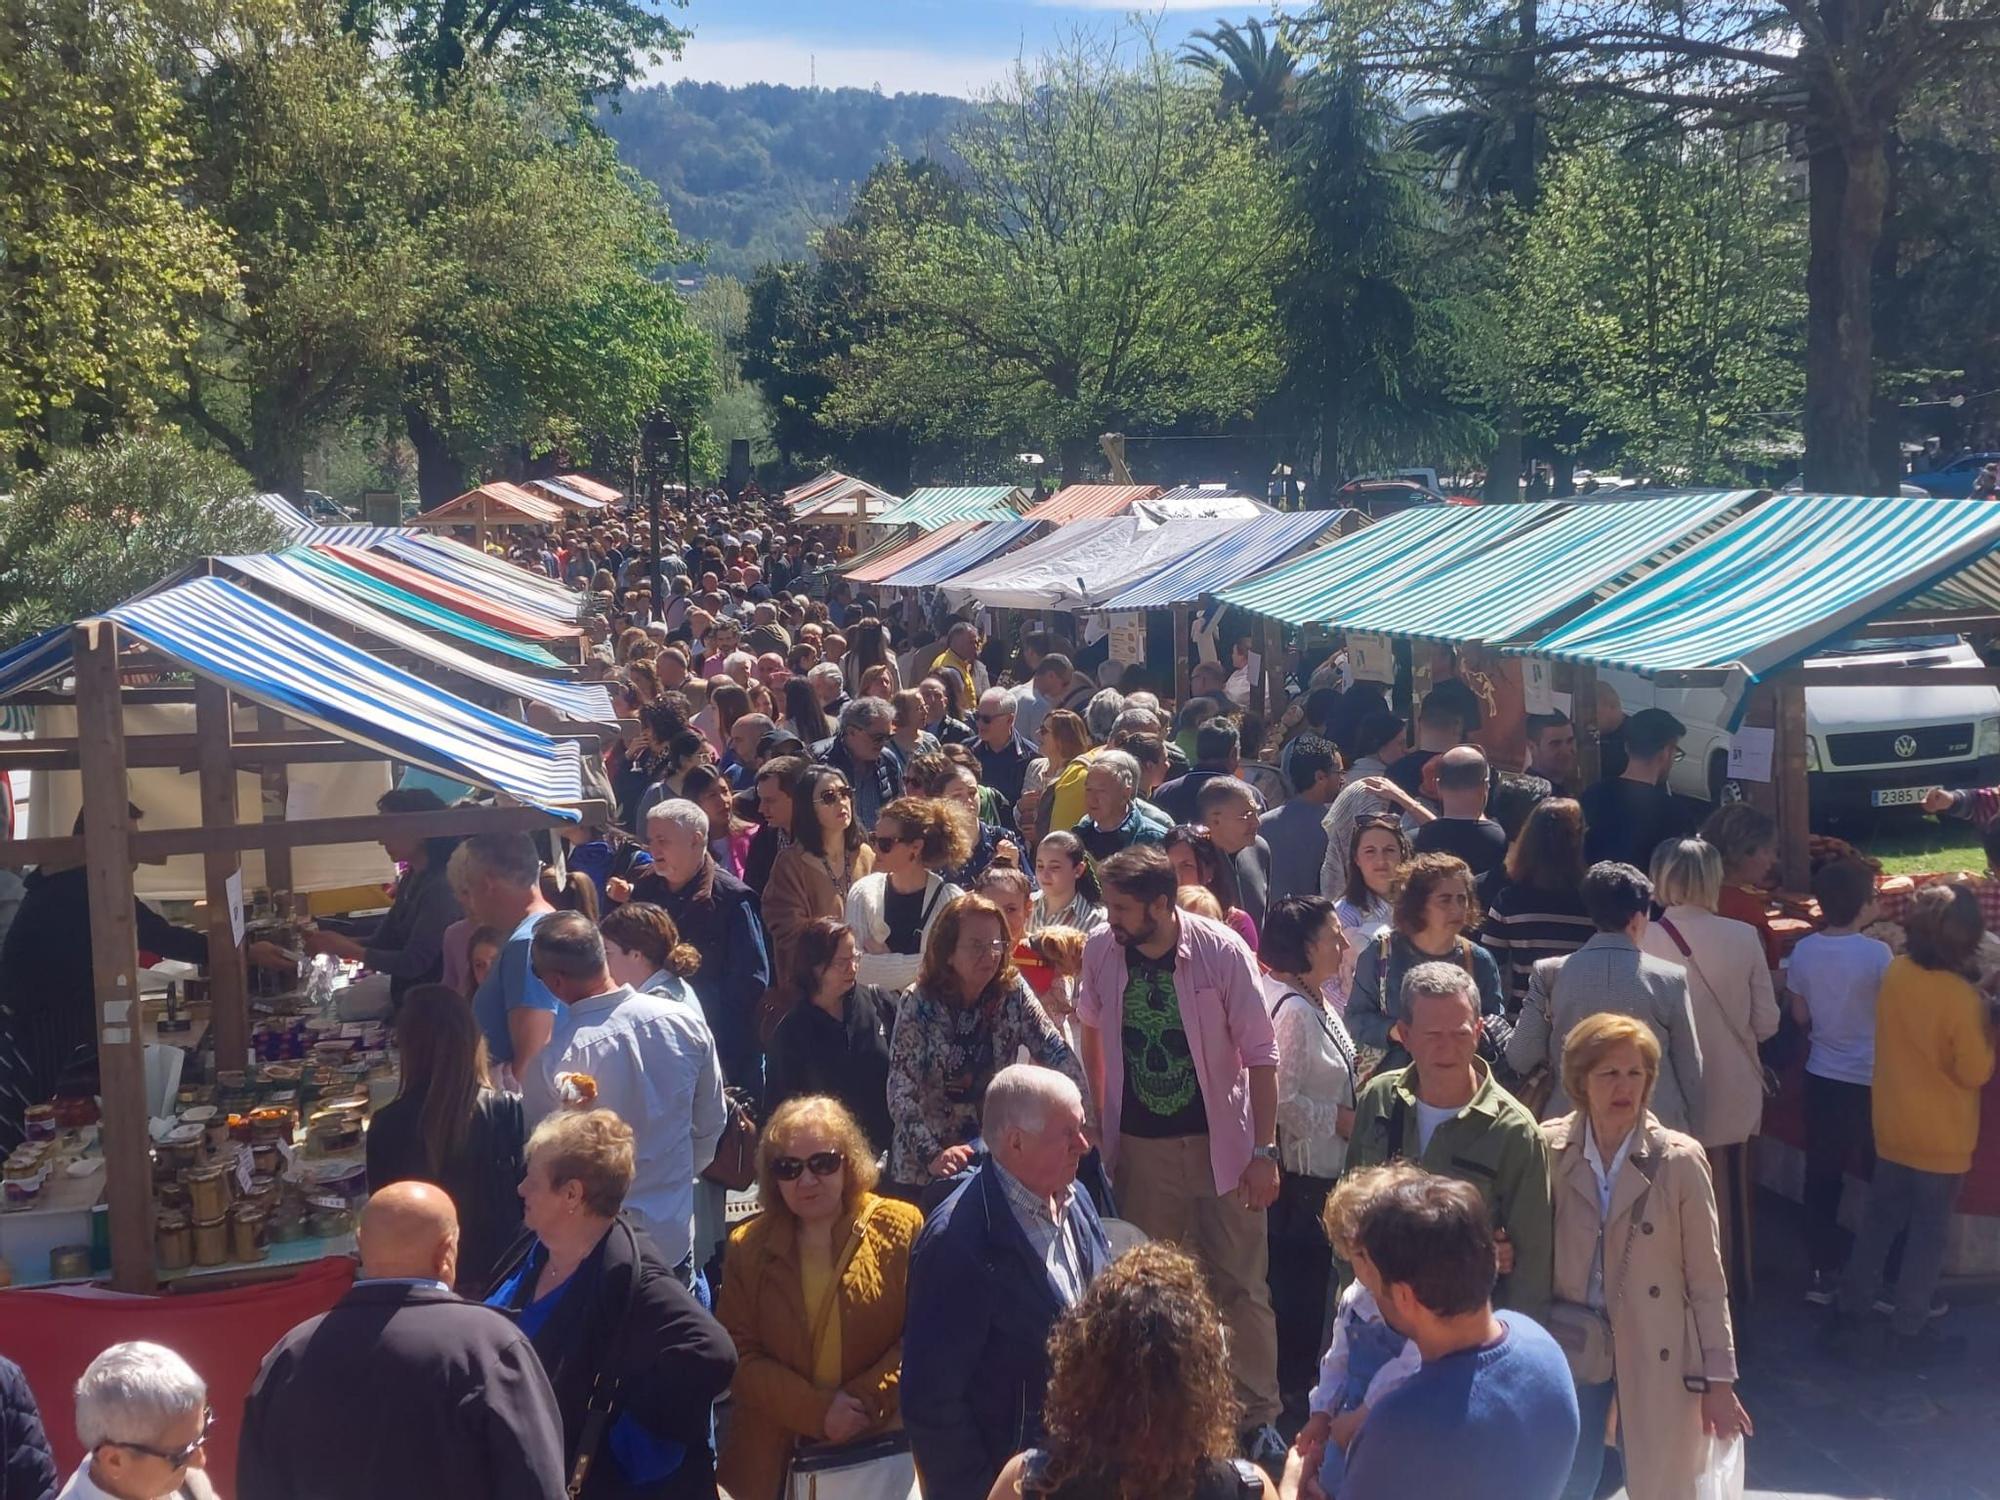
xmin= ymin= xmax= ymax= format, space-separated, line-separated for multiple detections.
xmin=19 ymin=620 xmax=600 ymax=1291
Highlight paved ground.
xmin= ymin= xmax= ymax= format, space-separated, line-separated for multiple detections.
xmin=1607 ymin=1196 xmax=2000 ymax=1500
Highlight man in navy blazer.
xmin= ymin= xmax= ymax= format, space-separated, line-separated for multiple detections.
xmin=904 ymin=1066 xmax=1112 ymax=1500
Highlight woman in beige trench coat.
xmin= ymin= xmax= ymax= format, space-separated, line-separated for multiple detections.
xmin=1547 ymin=1014 xmax=1753 ymax=1500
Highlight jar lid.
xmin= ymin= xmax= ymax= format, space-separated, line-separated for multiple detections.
xmin=191 ymin=1214 xmax=228 ymax=1228
xmin=229 ymin=1204 xmax=266 ymax=1222
xmin=156 ymin=1210 xmax=189 ymax=1229
xmin=186 ymin=1163 xmax=230 ymax=1182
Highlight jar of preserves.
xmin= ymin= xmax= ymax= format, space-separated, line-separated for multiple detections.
xmin=186 ymin=1164 xmax=232 ymax=1223
xmin=191 ymin=1215 xmax=228 ymax=1267
xmin=229 ymin=1205 xmax=268 ymax=1262
xmin=22 ymin=1104 xmax=56 ymax=1142
xmin=156 ymin=1211 xmax=193 ymax=1271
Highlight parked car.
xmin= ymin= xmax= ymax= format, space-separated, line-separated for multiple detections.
xmin=1780 ymin=474 xmax=1934 ymax=498
xmin=1322 ymin=476 xmax=1482 ymax=516
xmin=1603 ymin=634 xmax=2000 ymax=819
xmin=1904 ymin=452 xmax=2000 ymax=497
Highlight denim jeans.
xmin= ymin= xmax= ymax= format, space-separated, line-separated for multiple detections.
xmin=1839 ymin=1159 xmax=1963 ymax=1336
xmin=1559 ymin=1378 xmax=1616 ymax=1500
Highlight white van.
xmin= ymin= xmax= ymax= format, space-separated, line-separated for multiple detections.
xmin=1602 ymin=634 xmax=2000 ymax=815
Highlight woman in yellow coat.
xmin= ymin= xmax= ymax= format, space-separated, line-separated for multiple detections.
xmin=715 ymin=1095 xmax=924 ymax=1500
xmin=1547 ymin=1014 xmax=1753 ymax=1500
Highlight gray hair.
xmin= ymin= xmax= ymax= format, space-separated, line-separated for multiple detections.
xmin=645 ymin=798 xmax=710 ymax=843
xmin=976 ymin=687 xmax=1016 ymax=717
xmin=809 ymin=662 xmax=848 ymax=690
xmin=458 ymin=831 xmax=541 ymax=890
xmin=1650 ymin=837 xmax=1723 ymax=911
xmin=74 ymin=1342 xmax=206 ymax=1451
xmin=838 ymin=694 xmax=893 ymax=733
xmin=1089 ymin=749 xmax=1140 ymax=793
xmin=983 ymin=1063 xmax=1083 ymax=1139
xmin=1400 ymin=959 xmax=1478 ymax=1017
xmin=1195 ymin=776 xmax=1258 ymax=819
xmin=724 ymin=650 xmax=757 ymax=675
xmin=1085 ymin=688 xmax=1126 ymax=741
xmin=1124 ymin=690 xmax=1162 ymax=717
xmin=1110 ymin=707 xmax=1161 ymax=737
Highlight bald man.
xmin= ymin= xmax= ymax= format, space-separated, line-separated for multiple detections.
xmin=240 ymin=1183 xmax=567 ymax=1500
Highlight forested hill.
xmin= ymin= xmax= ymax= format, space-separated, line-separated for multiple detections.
xmin=599 ymin=81 xmax=971 ymax=280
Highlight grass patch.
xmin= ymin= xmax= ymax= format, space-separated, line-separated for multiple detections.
xmin=1862 ymin=818 xmax=1985 ymax=877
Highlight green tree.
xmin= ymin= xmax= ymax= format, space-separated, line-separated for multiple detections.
xmin=831 ymin=33 xmax=1290 ymax=479
xmin=1503 ymin=133 xmax=1805 ymax=481
xmin=341 ymin=0 xmax=688 ymax=99
xmin=0 ymin=432 xmax=282 ymax=642
xmin=0 ymin=0 xmax=237 ymax=469
xmin=1180 ymin=18 xmax=1302 ymax=137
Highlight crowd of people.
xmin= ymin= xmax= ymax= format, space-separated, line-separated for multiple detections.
xmin=3 ymin=493 xmax=1995 ymax=1500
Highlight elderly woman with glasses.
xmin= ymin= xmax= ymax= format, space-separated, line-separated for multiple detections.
xmin=715 ymin=1096 xmax=925 ymax=1500
xmin=884 ymin=893 xmax=1089 ymax=1203
xmin=58 ymin=1342 xmax=216 ymax=1500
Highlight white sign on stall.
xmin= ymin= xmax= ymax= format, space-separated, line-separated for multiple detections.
xmin=1523 ymin=659 xmax=1557 ymax=715
xmin=1108 ymin=613 xmax=1147 ymax=667
xmin=1727 ymin=727 xmax=1775 ymax=783
xmin=1348 ymin=632 xmax=1395 ymax=685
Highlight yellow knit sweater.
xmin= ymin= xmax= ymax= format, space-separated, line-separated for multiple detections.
xmin=1871 ymin=956 xmax=1997 ymax=1175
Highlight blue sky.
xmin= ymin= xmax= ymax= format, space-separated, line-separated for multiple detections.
xmin=659 ymin=1 xmax=1304 ymax=97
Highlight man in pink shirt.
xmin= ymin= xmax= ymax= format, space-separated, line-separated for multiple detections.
xmin=1075 ymin=844 xmax=1285 ymax=1463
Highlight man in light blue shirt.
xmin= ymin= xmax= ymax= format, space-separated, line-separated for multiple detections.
xmin=519 ymin=913 xmax=725 ymax=1272
xmin=460 ymin=833 xmax=561 ymax=1074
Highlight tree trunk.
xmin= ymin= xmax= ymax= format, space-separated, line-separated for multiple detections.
xmin=406 ymin=401 xmax=468 ymax=510
xmin=1802 ymin=116 xmax=1889 ymax=493
xmin=1485 ymin=420 xmax=1522 ymax=504
xmin=1057 ymin=435 xmax=1093 ymax=485
xmin=1551 ymin=450 xmax=1575 ymax=497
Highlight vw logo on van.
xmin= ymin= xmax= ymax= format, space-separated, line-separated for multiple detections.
xmin=1893 ymin=735 xmax=1919 ymax=759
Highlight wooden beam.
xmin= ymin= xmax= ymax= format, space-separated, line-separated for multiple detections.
xmin=1171 ymin=602 xmax=1192 ymax=708
xmin=1572 ymin=663 xmax=1602 ymax=785
xmin=0 ymin=739 xmax=392 ymax=772
xmin=257 ymin=707 xmax=294 ymax=903
xmin=1850 ymin=613 xmax=2000 ymax=637
xmin=1260 ymin=617 xmax=1284 ymax=723
xmin=1775 ymin=679 xmax=1812 ymax=893
xmin=74 ymin=621 xmax=155 ymax=1293
xmin=195 ymin=678 xmax=249 ymax=1073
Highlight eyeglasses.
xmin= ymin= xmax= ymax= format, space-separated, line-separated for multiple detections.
xmin=818 ymin=786 xmax=852 ymax=805
xmin=771 ymin=1151 xmax=845 ymax=1181
xmin=857 ymin=728 xmax=891 ymax=746
xmin=974 ymin=712 xmax=1009 ymax=725
xmin=111 ymin=1408 xmax=213 ymax=1467
xmin=959 ymin=938 xmax=1008 ymax=957
xmin=872 ymin=832 xmax=904 ymax=851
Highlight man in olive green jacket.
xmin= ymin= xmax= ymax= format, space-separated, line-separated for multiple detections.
xmin=1342 ymin=961 xmax=1554 ymax=1324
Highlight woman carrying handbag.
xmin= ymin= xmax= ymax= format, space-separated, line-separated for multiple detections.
xmin=717 ymin=1096 xmax=924 ymax=1500
xmin=1545 ymin=1015 xmax=1752 ymax=1500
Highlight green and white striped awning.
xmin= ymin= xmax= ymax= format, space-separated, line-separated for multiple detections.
xmin=1218 ymin=503 xmax=1560 ymax=627
xmin=1526 ymin=494 xmax=2000 ymax=682
xmin=1322 ymin=491 xmax=1754 ymax=644
xmin=871 ymin=487 xmax=1028 ymax=529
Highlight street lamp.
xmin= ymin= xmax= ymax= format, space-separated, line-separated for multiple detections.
xmin=641 ymin=409 xmax=677 ymax=618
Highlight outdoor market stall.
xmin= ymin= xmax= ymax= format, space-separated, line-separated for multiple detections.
xmin=0 ymin=574 xmax=594 ymax=1305
xmin=936 ymin=516 xmax=1249 ymax=613
xmin=402 ymin=482 xmax=567 ymax=547
xmin=312 ymin=545 xmax=581 ymax=643
xmin=277 ymin=548 xmax=572 ymax=669
xmin=840 ymin=521 xmax=985 ymax=588
xmin=1016 ymin=482 xmax=1161 ymax=525
xmin=868 ymin=518 xmax=1043 ymax=592
xmin=869 ymin=486 xmax=1031 ymax=530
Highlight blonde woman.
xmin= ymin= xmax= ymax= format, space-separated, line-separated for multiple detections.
xmin=716 ymin=1096 xmax=923 ymax=1500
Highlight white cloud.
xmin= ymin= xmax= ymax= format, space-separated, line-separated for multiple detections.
xmin=659 ymin=31 xmax=1022 ymax=98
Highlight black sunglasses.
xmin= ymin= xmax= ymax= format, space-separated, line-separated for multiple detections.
xmin=818 ymin=785 xmax=853 ymax=805
xmin=872 ymin=832 xmax=903 ymax=851
xmin=974 ymin=712 xmax=1009 ymax=724
xmin=771 ymin=1151 xmax=845 ymax=1182
xmin=111 ymin=1408 xmax=213 ymax=1467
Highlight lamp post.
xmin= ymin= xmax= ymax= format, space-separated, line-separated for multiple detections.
xmin=641 ymin=409 xmax=678 ymax=618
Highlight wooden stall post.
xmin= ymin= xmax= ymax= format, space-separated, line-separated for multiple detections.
xmin=1571 ymin=664 xmax=1601 ymax=786
xmin=73 ymin=621 xmax=155 ymax=1293
xmin=195 ymin=677 xmax=250 ymax=1072
xmin=1775 ymin=677 xmax=1812 ymax=892
xmin=257 ymin=706 xmax=295 ymax=903
xmin=1261 ymin=617 xmax=1284 ymax=723
xmin=1171 ymin=603 xmax=1192 ymax=710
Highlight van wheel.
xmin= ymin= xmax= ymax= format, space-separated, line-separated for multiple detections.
xmin=1708 ymin=751 xmax=1744 ymax=806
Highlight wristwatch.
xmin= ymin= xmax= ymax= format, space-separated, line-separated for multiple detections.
xmin=1253 ymin=1145 xmax=1281 ymax=1165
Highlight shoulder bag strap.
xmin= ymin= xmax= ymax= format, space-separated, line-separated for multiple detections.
xmin=804 ymin=1204 xmax=877 ymax=1368
xmin=1655 ymin=916 xmax=1769 ymax=1081
xmin=566 ymin=1220 xmax=646 ymax=1499
xmin=1273 ymin=987 xmax=1359 ymax=1113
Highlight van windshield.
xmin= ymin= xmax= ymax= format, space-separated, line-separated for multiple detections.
xmin=1820 ymin=634 xmax=1959 ymax=657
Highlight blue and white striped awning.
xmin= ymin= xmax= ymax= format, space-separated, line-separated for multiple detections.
xmin=526 ymin=477 xmax=607 ymax=510
xmin=874 ymin=519 xmax=1042 ymax=589
xmin=380 ymin=533 xmax=584 ymax=623
xmin=1525 ymin=495 xmax=2000 ymax=685
xmin=1219 ymin=503 xmax=1561 ymax=626
xmin=871 ymin=487 xmax=1028 ymax=529
xmin=0 ymin=579 xmax=583 ymax=812
xmin=217 ymin=554 xmax=615 ymax=723
xmin=302 ymin=523 xmax=405 ymax=549
xmin=1322 ymin=491 xmax=1753 ymax=644
xmin=1098 ymin=511 xmax=1356 ymax=610
xmin=244 ymin=492 xmax=313 ymax=540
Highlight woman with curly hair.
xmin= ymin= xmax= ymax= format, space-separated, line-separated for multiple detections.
xmin=884 ymin=893 xmax=1086 ymax=1202
xmin=987 ymin=1241 xmax=1276 ymax=1500
xmin=1344 ymin=851 xmax=1504 ymax=1074
xmin=843 ymin=796 xmax=969 ymax=992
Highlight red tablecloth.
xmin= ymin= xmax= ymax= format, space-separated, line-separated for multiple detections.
xmin=0 ymin=1256 xmax=354 ymax=1495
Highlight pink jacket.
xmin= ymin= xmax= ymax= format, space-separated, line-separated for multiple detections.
xmin=1076 ymin=911 xmax=1280 ymax=1196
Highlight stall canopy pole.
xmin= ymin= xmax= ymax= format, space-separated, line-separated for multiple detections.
xmin=1172 ymin=603 xmax=1192 ymax=709
xmin=1775 ymin=678 xmax=1812 ymax=892
xmin=74 ymin=620 xmax=156 ymax=1293
xmin=257 ymin=707 xmax=295 ymax=901
xmin=1568 ymin=664 xmax=1601 ymax=786
xmin=195 ymin=676 xmax=250 ymax=1073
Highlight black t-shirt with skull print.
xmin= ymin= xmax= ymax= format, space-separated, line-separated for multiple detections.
xmin=1119 ymin=948 xmax=1208 ymax=1138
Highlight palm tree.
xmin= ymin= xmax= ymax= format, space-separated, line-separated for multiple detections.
xmin=1181 ymin=17 xmax=1301 ymax=137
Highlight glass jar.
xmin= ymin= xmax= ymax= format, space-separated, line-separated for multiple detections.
xmin=191 ymin=1215 xmax=229 ymax=1267
xmin=156 ymin=1211 xmax=193 ymax=1271
xmin=229 ymin=1205 xmax=268 ymax=1262
xmin=22 ymin=1104 xmax=55 ymax=1142
xmin=186 ymin=1164 xmax=232 ymax=1223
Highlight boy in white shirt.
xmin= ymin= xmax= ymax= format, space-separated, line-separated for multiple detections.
xmin=1786 ymin=858 xmax=1892 ymax=1304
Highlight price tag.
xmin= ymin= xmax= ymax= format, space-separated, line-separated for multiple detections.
xmin=234 ymin=1147 xmax=254 ymax=1193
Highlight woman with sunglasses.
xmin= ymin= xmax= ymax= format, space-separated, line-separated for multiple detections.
xmin=715 ymin=1096 xmax=924 ymax=1500
xmin=1164 ymin=824 xmax=1259 ymax=952
xmin=764 ymin=766 xmax=877 ymax=1010
xmin=1346 ymin=852 xmax=1505 ymax=1076
xmin=57 ymin=1343 xmax=216 ymax=1500
xmin=884 ymin=893 xmax=1087 ymax=1202
xmin=843 ymin=796 xmax=968 ymax=993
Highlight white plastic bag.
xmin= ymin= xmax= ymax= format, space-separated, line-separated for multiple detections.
xmin=1693 ymin=1434 xmax=1746 ymax=1500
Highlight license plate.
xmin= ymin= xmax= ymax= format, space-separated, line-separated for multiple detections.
xmin=1872 ymin=785 xmax=1936 ymax=808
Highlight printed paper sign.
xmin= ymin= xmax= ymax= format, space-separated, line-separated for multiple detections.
xmin=1727 ymin=727 xmax=1775 ymax=783
xmin=1523 ymin=659 xmax=1557 ymax=715
xmin=1108 ymin=613 xmax=1146 ymax=666
xmin=1348 ymin=633 xmax=1395 ymax=684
